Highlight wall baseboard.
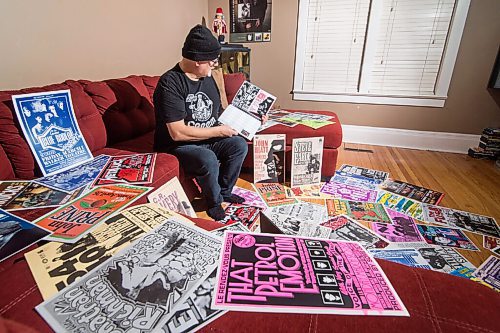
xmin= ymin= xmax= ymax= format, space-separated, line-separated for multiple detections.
xmin=341 ymin=125 xmax=480 ymax=154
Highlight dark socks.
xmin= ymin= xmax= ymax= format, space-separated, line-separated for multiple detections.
xmin=223 ymin=194 xmax=245 ymax=204
xmin=207 ymin=205 xmax=225 ymax=221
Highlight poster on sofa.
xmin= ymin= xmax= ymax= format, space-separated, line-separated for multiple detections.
xmin=368 ymin=209 xmax=426 ymax=243
xmin=12 ymin=90 xmax=93 ymax=176
xmin=416 ymin=225 xmax=479 ymax=251
xmin=379 ymin=179 xmax=445 ymax=205
xmin=291 ymin=137 xmax=324 ymax=187
xmin=253 ymin=134 xmax=286 ymax=184
xmin=421 ymin=204 xmax=500 ymax=239
xmin=326 ymin=199 xmax=391 ymax=224
xmin=0 ymin=209 xmax=51 ymax=262
xmin=36 ymin=219 xmax=222 ymax=333
xmin=0 ymin=181 xmax=85 ymax=211
xmin=213 ymin=232 xmax=408 ymax=316
xmin=34 ymin=184 xmax=150 ymax=243
xmin=147 ymin=176 xmax=196 ymax=218
xmin=25 ymin=203 xmax=180 ymax=299
xmin=34 ymin=154 xmax=111 ymax=193
xmin=92 ymin=153 xmax=157 ymax=186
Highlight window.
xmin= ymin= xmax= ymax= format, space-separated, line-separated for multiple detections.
xmin=293 ymin=0 xmax=471 ymax=107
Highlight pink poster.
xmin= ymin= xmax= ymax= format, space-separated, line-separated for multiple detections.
xmin=320 ymin=182 xmax=378 ymax=202
xmin=369 ymin=209 xmax=426 ymax=243
xmin=213 ymin=232 xmax=408 ymax=316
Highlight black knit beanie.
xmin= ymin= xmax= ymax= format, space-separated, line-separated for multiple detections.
xmin=182 ymin=24 xmax=221 ymax=61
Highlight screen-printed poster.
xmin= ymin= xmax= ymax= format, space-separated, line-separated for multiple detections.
xmin=230 ymin=0 xmax=272 ymax=43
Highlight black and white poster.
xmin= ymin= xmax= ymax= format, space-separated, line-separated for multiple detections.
xmin=230 ymin=0 xmax=272 ymax=43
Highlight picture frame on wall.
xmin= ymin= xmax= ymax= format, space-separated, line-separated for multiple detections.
xmin=488 ymin=46 xmax=500 ymax=89
xmin=230 ymin=0 xmax=272 ymax=43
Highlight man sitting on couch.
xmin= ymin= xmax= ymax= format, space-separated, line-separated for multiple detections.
xmin=153 ymin=24 xmax=248 ymax=221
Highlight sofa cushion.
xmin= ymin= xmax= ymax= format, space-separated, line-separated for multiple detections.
xmin=141 ymin=75 xmax=160 ymax=102
xmin=223 ymin=72 xmax=246 ymax=104
xmin=0 ymin=143 xmax=15 ymax=180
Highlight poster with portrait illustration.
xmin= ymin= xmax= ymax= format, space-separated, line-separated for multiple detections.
xmin=12 ymin=90 xmax=93 ymax=176
xmin=230 ymin=0 xmax=272 ymax=43
xmin=291 ymin=137 xmax=324 ymax=187
xmin=253 ymin=134 xmax=286 ymax=183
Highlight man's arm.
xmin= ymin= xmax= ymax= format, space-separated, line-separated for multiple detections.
xmin=166 ymin=120 xmax=237 ymax=142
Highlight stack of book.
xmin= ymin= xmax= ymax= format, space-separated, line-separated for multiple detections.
xmin=468 ymin=127 xmax=500 ymax=160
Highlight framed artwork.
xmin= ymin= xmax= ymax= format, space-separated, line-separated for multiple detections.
xmin=230 ymin=0 xmax=272 ymax=43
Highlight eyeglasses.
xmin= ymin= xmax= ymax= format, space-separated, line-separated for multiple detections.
xmin=199 ymin=58 xmax=219 ymax=66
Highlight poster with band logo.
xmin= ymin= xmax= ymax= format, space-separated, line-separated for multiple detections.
xmin=291 ymin=137 xmax=324 ymax=188
xmin=92 ymin=153 xmax=157 ymax=186
xmin=230 ymin=0 xmax=272 ymax=43
xmin=12 ymin=90 xmax=93 ymax=176
xmin=213 ymin=232 xmax=408 ymax=316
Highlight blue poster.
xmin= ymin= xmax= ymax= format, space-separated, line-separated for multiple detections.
xmin=369 ymin=248 xmax=433 ymax=270
xmin=34 ymin=154 xmax=111 ymax=193
xmin=12 ymin=90 xmax=93 ymax=176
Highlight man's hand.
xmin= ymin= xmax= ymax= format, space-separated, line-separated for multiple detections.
xmin=217 ymin=125 xmax=238 ymax=137
xmin=261 ymin=114 xmax=269 ymax=124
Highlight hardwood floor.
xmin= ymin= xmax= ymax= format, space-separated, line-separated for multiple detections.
xmin=197 ymin=143 xmax=500 ymax=268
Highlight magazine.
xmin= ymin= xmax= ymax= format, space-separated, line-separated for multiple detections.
xmin=320 ymin=181 xmax=378 ymax=202
xmin=212 ymin=232 xmax=408 ymax=316
xmin=290 ymin=137 xmax=323 ymax=187
xmin=368 ymin=248 xmax=433 ymax=270
xmin=368 ymin=209 xmax=425 ymax=243
xmin=0 ymin=209 xmax=50 ymax=262
xmin=298 ymin=215 xmax=389 ymax=250
xmin=376 ymin=191 xmax=424 ymax=220
xmin=231 ymin=186 xmax=267 ymax=209
xmin=416 ymin=246 xmax=476 ymax=274
xmin=34 ymin=154 xmax=110 ymax=192
xmin=220 ymin=204 xmax=261 ymax=231
xmin=34 ymin=184 xmax=150 ymax=243
xmin=147 ymin=176 xmax=196 ymax=218
xmin=12 ymin=90 xmax=93 ymax=175
xmin=36 ymin=219 xmax=222 ymax=333
xmin=253 ymin=183 xmax=297 ymax=207
xmin=422 ymin=204 xmax=500 ymax=238
xmin=25 ymin=203 xmax=182 ymax=299
xmin=0 ymin=181 xmax=85 ymax=211
xmin=337 ymin=164 xmax=389 ymax=183
xmin=92 ymin=153 xmax=157 ymax=186
xmin=253 ymin=134 xmax=286 ymax=183
xmin=326 ymin=199 xmax=391 ymax=224
xmin=472 ymin=256 xmax=500 ymax=292
xmin=379 ymin=179 xmax=444 ymax=205
xmin=263 ymin=202 xmax=328 ymax=235
xmin=416 ymin=225 xmax=479 ymax=251
xmin=218 ymin=81 xmax=276 ymax=140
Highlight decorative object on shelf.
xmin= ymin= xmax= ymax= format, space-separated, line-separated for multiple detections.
xmin=218 ymin=44 xmax=251 ymax=79
xmin=213 ymin=7 xmax=227 ymax=44
xmin=229 ymin=0 xmax=272 ymax=43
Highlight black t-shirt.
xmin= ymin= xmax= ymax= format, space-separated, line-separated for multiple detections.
xmin=153 ymin=63 xmax=222 ymax=151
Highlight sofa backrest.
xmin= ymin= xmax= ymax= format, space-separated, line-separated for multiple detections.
xmin=0 ymin=75 xmax=160 ymax=180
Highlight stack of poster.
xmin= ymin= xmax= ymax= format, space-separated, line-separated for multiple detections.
xmin=290 ymin=137 xmax=323 ymax=187
xmin=0 ymin=181 xmax=85 ymax=211
xmin=34 ymin=154 xmax=111 ymax=192
xmin=147 ymin=176 xmax=196 ymax=218
xmin=213 ymin=232 xmax=408 ymax=316
xmin=34 ymin=184 xmax=150 ymax=243
xmin=92 ymin=153 xmax=156 ymax=186
xmin=218 ymin=81 xmax=276 ymax=140
xmin=0 ymin=209 xmax=50 ymax=262
xmin=36 ymin=219 xmax=222 ymax=332
xmin=12 ymin=90 xmax=94 ymax=176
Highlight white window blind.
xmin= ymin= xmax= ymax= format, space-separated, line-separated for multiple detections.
xmin=368 ymin=0 xmax=456 ymax=95
xmin=302 ymin=0 xmax=370 ymax=93
xmin=294 ymin=0 xmax=470 ymax=107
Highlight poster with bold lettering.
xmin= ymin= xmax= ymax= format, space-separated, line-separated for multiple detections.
xmin=253 ymin=134 xmax=286 ymax=184
xmin=320 ymin=181 xmax=378 ymax=202
xmin=92 ymin=153 xmax=157 ymax=186
xmin=12 ymin=90 xmax=93 ymax=176
xmin=34 ymin=184 xmax=150 ymax=243
xmin=220 ymin=204 xmax=261 ymax=231
xmin=416 ymin=246 xmax=475 ymax=274
xmin=253 ymin=183 xmax=297 ymax=207
xmin=472 ymin=256 xmax=500 ymax=292
xmin=25 ymin=204 xmax=185 ymax=299
xmin=326 ymin=199 xmax=391 ymax=224
xmin=147 ymin=176 xmax=196 ymax=218
xmin=376 ymin=191 xmax=424 ymax=220
xmin=231 ymin=186 xmax=267 ymax=209
xmin=416 ymin=225 xmax=479 ymax=251
xmin=337 ymin=164 xmax=389 ymax=183
xmin=36 ymin=219 xmax=221 ymax=333
xmin=369 ymin=209 xmax=425 ymax=243
xmin=213 ymin=232 xmax=408 ymax=315
xmin=290 ymin=137 xmax=323 ymax=187
xmin=369 ymin=248 xmax=433 ymax=270
xmin=379 ymin=179 xmax=444 ymax=205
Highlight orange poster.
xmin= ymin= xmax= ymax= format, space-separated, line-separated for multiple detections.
xmin=34 ymin=184 xmax=150 ymax=243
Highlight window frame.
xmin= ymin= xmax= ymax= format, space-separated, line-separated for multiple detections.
xmin=293 ymin=0 xmax=471 ymax=107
